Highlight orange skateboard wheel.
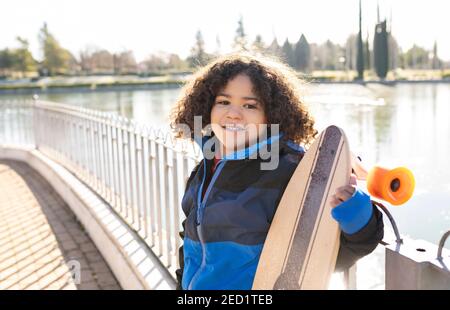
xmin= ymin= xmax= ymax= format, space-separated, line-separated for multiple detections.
xmin=366 ymin=166 xmax=415 ymax=205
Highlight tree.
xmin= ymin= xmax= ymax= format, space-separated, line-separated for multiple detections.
xmin=38 ymin=22 xmax=72 ymax=75
xmin=140 ymin=54 xmax=167 ymax=72
xmin=233 ymin=16 xmax=248 ymax=51
xmin=79 ymin=48 xmax=94 ymax=74
xmin=345 ymin=34 xmax=357 ymax=70
xmin=214 ymin=35 xmax=222 ymax=56
xmin=12 ymin=37 xmax=37 ymax=75
xmin=310 ymin=41 xmax=338 ymax=70
xmin=432 ymin=41 xmax=441 ymax=70
xmin=266 ymin=38 xmax=282 ymax=58
xmin=140 ymin=52 xmax=187 ymax=73
xmin=294 ymin=34 xmax=311 ymax=72
xmin=364 ymin=31 xmax=371 ymax=70
xmin=309 ymin=43 xmax=320 ymax=70
xmin=113 ymin=50 xmax=137 ymax=74
xmin=79 ymin=46 xmax=114 ymax=74
xmin=0 ymin=49 xmax=15 ymax=75
xmin=93 ymin=50 xmax=113 ymax=73
xmin=325 ymin=40 xmax=340 ymax=70
xmin=0 ymin=38 xmax=37 ymax=77
xmin=251 ymin=35 xmax=265 ymax=53
xmin=403 ymin=45 xmax=429 ymax=69
xmin=373 ymin=20 xmax=389 ymax=79
xmin=387 ymin=7 xmax=398 ymax=71
xmin=167 ymin=54 xmax=187 ymax=71
xmin=356 ymin=0 xmax=364 ymax=80
xmin=388 ymin=34 xmax=399 ymax=70
xmin=187 ymin=30 xmax=210 ymax=68
xmin=281 ymin=39 xmax=294 ymax=68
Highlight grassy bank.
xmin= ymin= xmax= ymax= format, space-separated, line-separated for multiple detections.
xmin=0 ymin=75 xmax=186 ymax=94
xmin=303 ymin=69 xmax=450 ymax=82
xmin=1 ymin=70 xmax=449 ymax=93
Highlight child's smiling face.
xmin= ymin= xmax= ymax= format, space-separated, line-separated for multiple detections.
xmin=211 ymin=74 xmax=267 ymax=156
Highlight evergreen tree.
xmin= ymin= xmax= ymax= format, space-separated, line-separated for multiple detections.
xmin=38 ymin=22 xmax=71 ymax=75
xmin=233 ymin=16 xmax=248 ymax=51
xmin=364 ymin=31 xmax=371 ymax=70
xmin=0 ymin=49 xmax=14 ymax=74
xmin=13 ymin=37 xmax=37 ymax=75
xmin=187 ymin=30 xmax=209 ymax=67
xmin=266 ymin=38 xmax=282 ymax=58
xmin=432 ymin=41 xmax=441 ymax=70
xmin=281 ymin=39 xmax=294 ymax=68
xmin=374 ymin=20 xmax=389 ymax=79
xmin=294 ymin=34 xmax=311 ymax=72
xmin=345 ymin=34 xmax=357 ymax=70
xmin=252 ymin=35 xmax=265 ymax=53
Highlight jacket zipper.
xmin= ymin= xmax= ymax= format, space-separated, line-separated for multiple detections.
xmin=187 ymin=159 xmax=225 ymax=290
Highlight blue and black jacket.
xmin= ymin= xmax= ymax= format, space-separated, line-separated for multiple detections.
xmin=176 ymin=134 xmax=384 ymax=290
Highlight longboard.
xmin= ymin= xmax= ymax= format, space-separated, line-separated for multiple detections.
xmin=252 ymin=125 xmax=351 ymax=290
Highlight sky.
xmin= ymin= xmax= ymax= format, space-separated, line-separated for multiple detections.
xmin=2 ymin=0 xmax=449 ymax=62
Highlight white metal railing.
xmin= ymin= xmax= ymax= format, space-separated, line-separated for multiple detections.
xmin=0 ymin=98 xmax=202 ymax=279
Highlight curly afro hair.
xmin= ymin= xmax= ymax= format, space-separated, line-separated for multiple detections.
xmin=170 ymin=52 xmax=317 ymax=146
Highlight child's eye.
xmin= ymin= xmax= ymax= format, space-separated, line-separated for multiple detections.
xmin=216 ymin=100 xmax=229 ymax=105
xmin=243 ymin=104 xmax=257 ymax=109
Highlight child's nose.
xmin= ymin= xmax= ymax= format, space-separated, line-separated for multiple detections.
xmin=225 ymin=105 xmax=242 ymax=120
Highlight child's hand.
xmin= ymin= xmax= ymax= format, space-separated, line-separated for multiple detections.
xmin=330 ymin=174 xmax=373 ymax=235
xmin=330 ymin=174 xmax=358 ymax=208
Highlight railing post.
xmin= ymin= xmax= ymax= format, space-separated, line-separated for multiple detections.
xmin=139 ymin=127 xmax=149 ymax=239
xmin=146 ymin=130 xmax=157 ymax=248
xmin=127 ymin=123 xmax=136 ymax=227
xmin=121 ymin=120 xmax=130 ymax=220
xmin=133 ymin=125 xmax=142 ymax=233
xmin=155 ymin=131 xmax=164 ymax=258
xmin=32 ymin=95 xmax=38 ymax=149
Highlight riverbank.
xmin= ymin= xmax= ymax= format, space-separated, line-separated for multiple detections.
xmin=1 ymin=73 xmax=449 ymax=95
xmin=0 ymin=75 xmax=187 ymax=94
xmin=0 ymin=81 xmax=183 ymax=95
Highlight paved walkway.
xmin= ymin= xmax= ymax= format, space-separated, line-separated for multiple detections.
xmin=0 ymin=160 xmax=121 ymax=290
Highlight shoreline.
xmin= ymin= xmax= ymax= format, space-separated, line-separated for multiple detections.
xmin=0 ymin=78 xmax=449 ymax=95
xmin=0 ymin=81 xmax=184 ymax=95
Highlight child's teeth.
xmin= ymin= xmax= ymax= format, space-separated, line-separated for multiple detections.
xmin=225 ymin=125 xmax=245 ymax=131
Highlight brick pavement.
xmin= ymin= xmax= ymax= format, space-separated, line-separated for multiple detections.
xmin=0 ymin=160 xmax=121 ymax=290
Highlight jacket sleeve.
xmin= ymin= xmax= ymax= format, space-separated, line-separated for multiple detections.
xmin=175 ymin=219 xmax=186 ymax=290
xmin=334 ymin=203 xmax=384 ymax=272
xmin=175 ymin=163 xmax=201 ymax=290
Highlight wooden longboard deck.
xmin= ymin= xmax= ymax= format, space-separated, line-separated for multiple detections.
xmin=252 ymin=125 xmax=351 ymax=290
